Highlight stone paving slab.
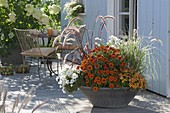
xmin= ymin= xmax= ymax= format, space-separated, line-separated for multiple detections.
xmin=0 ymin=64 xmax=170 ymax=113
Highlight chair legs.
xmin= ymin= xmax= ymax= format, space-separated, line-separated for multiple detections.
xmin=46 ymin=59 xmax=59 ymax=77
xmin=22 ymin=56 xmax=58 ymax=79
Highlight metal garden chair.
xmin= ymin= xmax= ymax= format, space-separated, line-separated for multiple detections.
xmin=14 ymin=28 xmax=59 ymax=78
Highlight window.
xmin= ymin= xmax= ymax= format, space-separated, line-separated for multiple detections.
xmin=107 ymin=0 xmax=137 ymax=37
xmin=118 ymin=0 xmax=137 ymax=36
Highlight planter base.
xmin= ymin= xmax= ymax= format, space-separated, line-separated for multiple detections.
xmin=80 ymin=86 xmax=137 ymax=109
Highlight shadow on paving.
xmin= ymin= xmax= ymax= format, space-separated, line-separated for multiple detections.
xmin=0 ymin=66 xmax=71 ymax=113
xmin=91 ymin=106 xmax=159 ymax=113
xmin=0 ymin=65 xmax=170 ymax=113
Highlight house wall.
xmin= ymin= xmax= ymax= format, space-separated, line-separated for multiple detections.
xmin=137 ymin=0 xmax=169 ymax=97
xmin=61 ymin=0 xmax=108 ymax=43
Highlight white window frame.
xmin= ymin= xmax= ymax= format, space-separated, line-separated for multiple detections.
xmin=107 ymin=0 xmax=136 ymax=37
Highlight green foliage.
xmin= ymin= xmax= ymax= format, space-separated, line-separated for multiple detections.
xmin=64 ymin=1 xmax=84 ymax=20
xmin=0 ymin=0 xmax=61 ymax=57
xmin=15 ymin=64 xmax=30 ymax=73
xmin=0 ymin=64 xmax=14 ymax=75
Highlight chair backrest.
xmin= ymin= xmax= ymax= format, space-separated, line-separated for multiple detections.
xmin=14 ymin=28 xmax=40 ymax=52
xmin=14 ymin=28 xmax=56 ymax=58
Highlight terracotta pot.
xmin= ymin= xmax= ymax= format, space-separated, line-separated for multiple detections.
xmin=80 ymin=86 xmax=138 ymax=108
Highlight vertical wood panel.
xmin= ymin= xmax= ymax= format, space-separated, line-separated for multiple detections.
xmin=168 ymin=0 xmax=170 ymax=97
xmin=152 ymin=0 xmax=160 ymax=94
xmin=159 ymin=0 xmax=168 ymax=96
xmin=83 ymin=0 xmax=107 ymax=43
xmin=138 ymin=0 xmax=169 ymax=96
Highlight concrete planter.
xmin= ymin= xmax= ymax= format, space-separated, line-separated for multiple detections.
xmin=80 ymin=86 xmax=138 ymax=108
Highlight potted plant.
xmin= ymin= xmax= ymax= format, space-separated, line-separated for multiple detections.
xmin=15 ymin=64 xmax=30 ymax=74
xmin=55 ymin=16 xmax=161 ymax=108
xmin=0 ymin=64 xmax=14 ymax=75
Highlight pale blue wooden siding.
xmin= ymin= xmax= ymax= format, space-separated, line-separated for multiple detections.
xmin=61 ymin=0 xmax=68 ymax=29
xmin=138 ymin=0 xmax=169 ymax=96
xmin=61 ymin=0 xmax=108 ymax=43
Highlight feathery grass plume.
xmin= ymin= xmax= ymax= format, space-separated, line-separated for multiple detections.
xmin=53 ymin=16 xmax=114 ymax=66
xmin=31 ymin=100 xmax=49 ymax=113
xmin=12 ymin=94 xmax=20 ymax=113
xmin=0 ymin=84 xmax=8 ymax=113
xmin=0 ymin=83 xmax=49 ymax=113
xmin=17 ymin=87 xmax=35 ymax=113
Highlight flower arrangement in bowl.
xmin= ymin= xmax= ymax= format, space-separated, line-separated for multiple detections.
xmin=76 ymin=44 xmax=147 ymax=91
xmin=55 ymin=16 xmax=161 ymax=108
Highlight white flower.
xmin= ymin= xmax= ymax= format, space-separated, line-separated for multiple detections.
xmin=18 ymin=1 xmax=25 ymax=6
xmin=95 ymin=37 xmax=103 ymax=46
xmin=25 ymin=4 xmax=34 ymax=16
xmin=0 ymin=0 xmax=8 ymax=8
xmin=62 ymin=88 xmax=66 ymax=93
xmin=66 ymin=69 xmax=73 ymax=77
xmin=107 ymin=35 xmax=121 ymax=46
xmin=72 ymin=73 xmax=78 ymax=79
xmin=40 ymin=14 xmax=50 ymax=25
xmin=56 ymin=76 xmax=59 ymax=81
xmin=65 ymin=80 xmax=69 ymax=84
xmin=8 ymin=12 xmax=16 ymax=22
xmin=48 ymin=4 xmax=60 ymax=15
xmin=70 ymin=79 xmax=75 ymax=85
xmin=8 ymin=32 xmax=15 ymax=39
xmin=1 ymin=34 xmax=5 ymax=40
xmin=32 ymin=8 xmax=43 ymax=20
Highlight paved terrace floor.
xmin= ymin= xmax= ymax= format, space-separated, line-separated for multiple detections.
xmin=0 ymin=63 xmax=170 ymax=113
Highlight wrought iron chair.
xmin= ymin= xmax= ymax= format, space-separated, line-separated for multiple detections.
xmin=14 ymin=28 xmax=58 ymax=78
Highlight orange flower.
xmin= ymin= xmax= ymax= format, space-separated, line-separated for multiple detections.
xmin=85 ymin=75 xmax=89 ymax=79
xmin=113 ymin=77 xmax=118 ymax=82
xmin=94 ymin=79 xmax=97 ymax=83
xmin=92 ymin=59 xmax=96 ymax=63
xmin=118 ymin=56 xmax=122 ymax=60
xmin=110 ymin=71 xmax=115 ymax=75
xmin=109 ymin=83 xmax=114 ymax=89
xmin=98 ymin=70 xmax=102 ymax=74
xmin=97 ymin=81 xmax=101 ymax=85
xmin=106 ymin=70 xmax=110 ymax=75
xmin=93 ymin=86 xmax=99 ymax=92
xmin=120 ymin=62 xmax=125 ymax=67
xmin=94 ymin=64 xmax=100 ymax=68
xmin=101 ymin=78 xmax=107 ymax=84
xmin=103 ymin=58 xmax=108 ymax=62
xmin=80 ymin=66 xmax=86 ymax=72
xmin=111 ymin=55 xmax=116 ymax=58
xmin=109 ymin=76 xmax=114 ymax=82
xmin=95 ymin=76 xmax=101 ymax=82
xmin=86 ymin=84 xmax=89 ymax=87
xmin=114 ymin=49 xmax=120 ymax=54
xmin=76 ymin=65 xmax=80 ymax=70
xmin=89 ymin=73 xmax=94 ymax=79
xmin=109 ymin=63 xmax=114 ymax=68
xmin=88 ymin=65 xmax=93 ymax=70
xmin=116 ymin=84 xmax=120 ymax=88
